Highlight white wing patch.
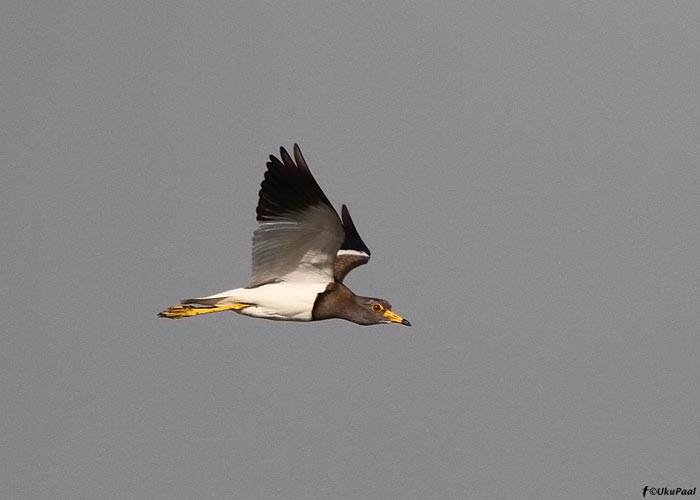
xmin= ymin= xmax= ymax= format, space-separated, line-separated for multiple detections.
xmin=250 ymin=204 xmax=344 ymax=287
xmin=336 ymin=249 xmax=371 ymax=258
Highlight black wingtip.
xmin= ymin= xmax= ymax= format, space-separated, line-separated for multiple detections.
xmin=256 ymin=144 xmax=336 ymax=222
xmin=293 ymin=143 xmax=310 ymax=171
xmin=279 ymin=146 xmax=294 ymax=168
xmin=340 ymin=204 xmax=371 ymax=256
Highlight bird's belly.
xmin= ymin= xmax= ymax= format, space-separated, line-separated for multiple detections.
xmin=233 ymin=281 xmax=328 ymax=321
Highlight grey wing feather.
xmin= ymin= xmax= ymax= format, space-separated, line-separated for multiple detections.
xmin=249 ymin=145 xmax=344 ymax=287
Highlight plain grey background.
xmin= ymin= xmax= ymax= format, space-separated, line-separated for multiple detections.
xmin=2 ymin=1 xmax=699 ymax=499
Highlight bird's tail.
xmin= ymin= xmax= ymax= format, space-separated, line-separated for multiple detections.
xmin=178 ymin=296 xmax=223 ymax=307
xmin=158 ymin=298 xmax=251 ymax=319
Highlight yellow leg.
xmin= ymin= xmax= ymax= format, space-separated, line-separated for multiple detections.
xmin=158 ymin=303 xmax=251 ymax=319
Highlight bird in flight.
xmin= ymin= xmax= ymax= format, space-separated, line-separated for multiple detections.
xmin=158 ymin=144 xmax=411 ymax=327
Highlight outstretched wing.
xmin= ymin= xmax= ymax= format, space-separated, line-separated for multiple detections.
xmin=250 ymin=144 xmax=345 ymax=287
xmin=334 ymin=204 xmax=371 ymax=282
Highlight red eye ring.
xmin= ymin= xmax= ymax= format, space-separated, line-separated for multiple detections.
xmin=372 ymin=303 xmax=382 ymax=312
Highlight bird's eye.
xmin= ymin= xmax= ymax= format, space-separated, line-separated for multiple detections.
xmin=372 ymin=303 xmax=383 ymax=312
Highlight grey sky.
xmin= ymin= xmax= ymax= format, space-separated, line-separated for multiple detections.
xmin=2 ymin=1 xmax=699 ymax=499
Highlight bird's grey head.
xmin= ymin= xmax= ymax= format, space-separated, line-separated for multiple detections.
xmin=351 ymin=296 xmax=412 ymax=327
xmin=312 ymin=282 xmax=411 ymax=327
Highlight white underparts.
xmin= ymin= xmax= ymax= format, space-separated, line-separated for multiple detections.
xmin=199 ymin=281 xmax=329 ymax=321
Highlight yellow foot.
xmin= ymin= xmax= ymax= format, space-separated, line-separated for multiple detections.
xmin=158 ymin=303 xmax=251 ymax=319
